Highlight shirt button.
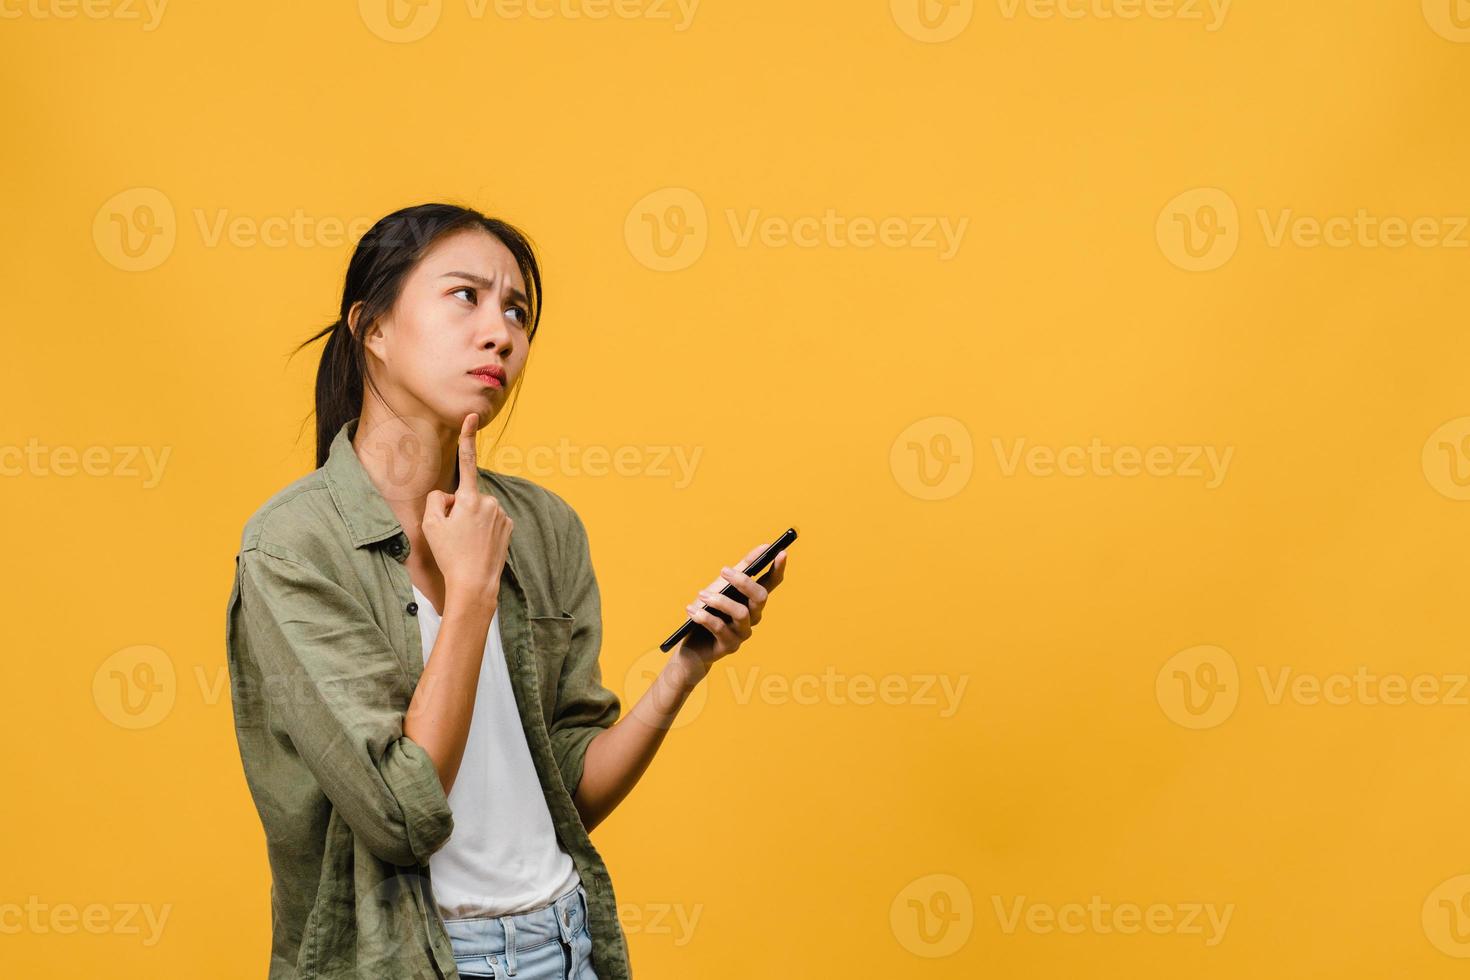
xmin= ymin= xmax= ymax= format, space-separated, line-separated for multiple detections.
xmin=388 ymin=540 xmax=404 ymax=557
xmin=406 ymin=601 xmax=419 ymax=616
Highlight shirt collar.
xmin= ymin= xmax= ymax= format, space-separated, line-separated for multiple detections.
xmin=321 ymin=415 xmax=520 ymax=582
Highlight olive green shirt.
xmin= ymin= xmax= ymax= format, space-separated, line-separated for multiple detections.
xmin=225 ymin=416 xmax=633 ymax=979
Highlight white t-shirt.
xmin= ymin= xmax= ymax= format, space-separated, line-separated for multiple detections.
xmin=412 ymin=583 xmax=581 ymax=919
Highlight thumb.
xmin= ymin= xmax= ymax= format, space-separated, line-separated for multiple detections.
xmin=423 ymin=489 xmax=450 ymax=520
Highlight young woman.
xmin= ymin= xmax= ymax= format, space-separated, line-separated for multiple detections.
xmin=224 ymin=203 xmax=789 ymax=980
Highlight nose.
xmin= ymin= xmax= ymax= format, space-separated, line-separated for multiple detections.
xmin=473 ymin=306 xmax=513 ymax=355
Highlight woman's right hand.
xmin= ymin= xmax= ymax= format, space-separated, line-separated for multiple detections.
xmin=421 ymin=413 xmax=513 ymax=607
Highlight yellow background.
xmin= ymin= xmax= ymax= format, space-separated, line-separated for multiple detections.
xmin=5 ymin=0 xmax=1470 ymax=976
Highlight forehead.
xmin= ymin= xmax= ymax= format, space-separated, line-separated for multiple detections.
xmin=415 ymin=226 xmax=526 ymax=292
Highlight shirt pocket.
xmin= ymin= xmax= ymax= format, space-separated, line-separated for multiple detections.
xmin=527 ymin=613 xmax=574 ymax=727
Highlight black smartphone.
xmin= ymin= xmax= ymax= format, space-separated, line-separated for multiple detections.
xmin=659 ymin=527 xmax=799 ymax=653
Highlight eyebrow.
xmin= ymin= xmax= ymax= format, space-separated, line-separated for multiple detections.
xmin=440 ymin=271 xmax=529 ymax=307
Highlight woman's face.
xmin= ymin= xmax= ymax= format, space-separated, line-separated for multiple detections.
xmin=354 ymin=226 xmax=532 ymax=435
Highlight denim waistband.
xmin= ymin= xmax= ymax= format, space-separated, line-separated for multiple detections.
xmin=442 ymin=880 xmax=588 ymax=962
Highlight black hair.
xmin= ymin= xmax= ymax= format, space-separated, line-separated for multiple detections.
xmin=293 ymin=202 xmax=543 ymax=468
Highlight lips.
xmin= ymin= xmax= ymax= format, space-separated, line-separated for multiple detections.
xmin=467 ymin=365 xmax=506 ymax=387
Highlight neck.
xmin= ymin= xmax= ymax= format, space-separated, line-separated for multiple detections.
xmin=350 ymin=404 xmax=467 ymax=529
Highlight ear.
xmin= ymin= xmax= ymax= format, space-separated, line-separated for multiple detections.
xmin=348 ymin=301 xmax=388 ymax=362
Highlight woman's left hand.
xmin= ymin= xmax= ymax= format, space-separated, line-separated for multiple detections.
xmin=673 ymin=542 xmax=789 ymax=681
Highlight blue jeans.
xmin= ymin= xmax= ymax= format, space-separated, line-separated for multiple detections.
xmin=442 ymin=882 xmax=600 ymax=979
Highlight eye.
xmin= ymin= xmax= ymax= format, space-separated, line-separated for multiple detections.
xmin=505 ymin=305 xmax=528 ymax=327
xmin=451 ymin=285 xmax=477 ymax=304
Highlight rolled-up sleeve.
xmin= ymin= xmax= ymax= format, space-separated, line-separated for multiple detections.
xmin=237 ymin=544 xmax=453 ymax=867
xmin=548 ymin=507 xmax=621 ymax=796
